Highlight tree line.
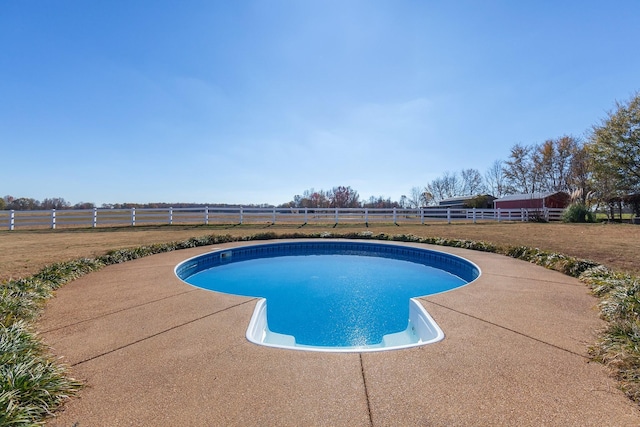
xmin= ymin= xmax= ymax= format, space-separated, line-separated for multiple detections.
xmin=0 ymin=197 xmax=269 ymax=211
xmin=0 ymin=196 xmax=91 ymax=211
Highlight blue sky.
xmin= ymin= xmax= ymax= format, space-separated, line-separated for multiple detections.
xmin=1 ymin=1 xmax=639 ymax=206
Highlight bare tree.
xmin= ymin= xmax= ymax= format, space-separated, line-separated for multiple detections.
xmin=427 ymin=171 xmax=462 ymax=203
xmin=534 ymin=136 xmax=578 ymax=192
xmin=41 ymin=197 xmax=71 ymax=210
xmin=504 ymin=144 xmax=536 ymax=194
xmin=73 ymin=201 xmax=96 ymax=209
xmin=460 ymin=168 xmax=485 ymax=195
xmin=308 ymin=190 xmax=330 ymax=208
xmin=484 ymin=160 xmax=507 ymax=197
xmin=408 ymin=186 xmax=428 ymax=208
xmin=291 ymin=188 xmax=330 ymax=208
xmin=568 ymin=143 xmax=592 ymax=204
xmin=362 ymin=196 xmax=398 ymax=208
xmin=328 ymin=186 xmax=360 ymax=208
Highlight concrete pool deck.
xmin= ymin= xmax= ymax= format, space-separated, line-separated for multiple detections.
xmin=39 ymin=240 xmax=640 ymax=426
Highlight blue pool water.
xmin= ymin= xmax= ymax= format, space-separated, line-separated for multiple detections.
xmin=176 ymin=241 xmax=479 ymax=351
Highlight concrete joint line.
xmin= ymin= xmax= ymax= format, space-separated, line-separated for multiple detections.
xmin=359 ymin=353 xmax=374 ymax=427
xmin=485 ymin=272 xmax=586 ymax=287
xmin=421 ymin=298 xmax=590 ymax=360
xmin=41 ymin=289 xmax=199 ymax=333
xmin=70 ymin=298 xmax=258 ymax=367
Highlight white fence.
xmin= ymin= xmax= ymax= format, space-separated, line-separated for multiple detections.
xmin=0 ymin=207 xmax=565 ymax=231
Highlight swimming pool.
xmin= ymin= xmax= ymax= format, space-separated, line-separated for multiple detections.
xmin=175 ymin=240 xmax=480 ymax=352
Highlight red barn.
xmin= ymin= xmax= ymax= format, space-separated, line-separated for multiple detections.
xmin=493 ymin=191 xmax=570 ymax=210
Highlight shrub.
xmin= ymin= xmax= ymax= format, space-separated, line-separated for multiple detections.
xmin=563 ymin=203 xmax=595 ymax=223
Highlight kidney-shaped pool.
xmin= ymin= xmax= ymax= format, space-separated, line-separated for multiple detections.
xmin=175 ymin=241 xmax=480 ymax=352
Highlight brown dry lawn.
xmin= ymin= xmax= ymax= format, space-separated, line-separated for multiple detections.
xmin=1 ymin=221 xmax=639 ymax=282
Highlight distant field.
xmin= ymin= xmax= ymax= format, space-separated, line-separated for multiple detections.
xmin=1 ymin=221 xmax=639 ymax=282
xmin=596 ymin=212 xmax=634 ymax=220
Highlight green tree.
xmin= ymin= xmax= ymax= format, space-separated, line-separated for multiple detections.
xmin=589 ymin=92 xmax=640 ymax=201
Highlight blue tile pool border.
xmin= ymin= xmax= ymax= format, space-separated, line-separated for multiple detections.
xmin=175 ymin=240 xmax=480 ymax=284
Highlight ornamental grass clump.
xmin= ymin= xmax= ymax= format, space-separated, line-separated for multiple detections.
xmin=584 ymin=268 xmax=640 ymax=402
xmin=1 ymin=259 xmax=103 ymax=425
xmin=1 ymin=285 xmax=47 ymax=325
xmin=581 ymin=266 xmax=630 ymax=297
xmin=0 ymin=321 xmax=82 ymax=426
xmin=562 ymin=258 xmax=601 ymax=277
xmin=591 ymin=319 xmax=640 ymax=402
xmin=598 ymin=279 xmax=640 ymax=323
xmin=33 ymin=258 xmax=104 ymax=288
xmin=390 ymin=233 xmax=422 ymax=243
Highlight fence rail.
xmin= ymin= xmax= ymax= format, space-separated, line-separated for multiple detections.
xmin=0 ymin=207 xmax=565 ymax=231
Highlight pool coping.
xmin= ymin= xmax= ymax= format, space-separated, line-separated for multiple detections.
xmin=39 ymin=239 xmax=640 ymax=426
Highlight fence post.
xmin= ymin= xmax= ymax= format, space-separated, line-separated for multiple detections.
xmin=51 ymin=209 xmax=56 ymax=229
xmin=93 ymin=208 xmax=98 ymax=228
xmin=472 ymin=207 xmax=476 ymax=224
xmin=393 ymin=207 xmax=397 ymax=224
xmin=497 ymin=208 xmax=501 ymax=223
xmin=335 ymin=208 xmax=339 ymax=224
xmin=10 ymin=210 xmax=15 ymax=231
xmin=272 ymin=207 xmax=276 ymax=224
xmin=365 ymin=208 xmax=369 ymax=224
xmin=447 ymin=208 xmax=451 ymax=224
xmin=205 ymin=206 xmax=209 ymax=225
xmin=169 ymin=207 xmax=173 ymax=225
xmin=420 ymin=208 xmax=424 ymax=225
xmin=131 ymin=208 xmax=136 ymax=226
xmin=304 ymin=208 xmax=308 ymax=224
xmin=239 ymin=207 xmax=243 ymax=224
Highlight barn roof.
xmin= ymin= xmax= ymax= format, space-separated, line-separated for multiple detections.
xmin=439 ymin=194 xmax=497 ymax=204
xmin=494 ymin=191 xmax=566 ymax=202
xmin=439 ymin=195 xmax=479 ymax=204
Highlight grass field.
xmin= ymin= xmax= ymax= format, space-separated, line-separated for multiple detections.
xmin=1 ymin=221 xmax=639 ymax=282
